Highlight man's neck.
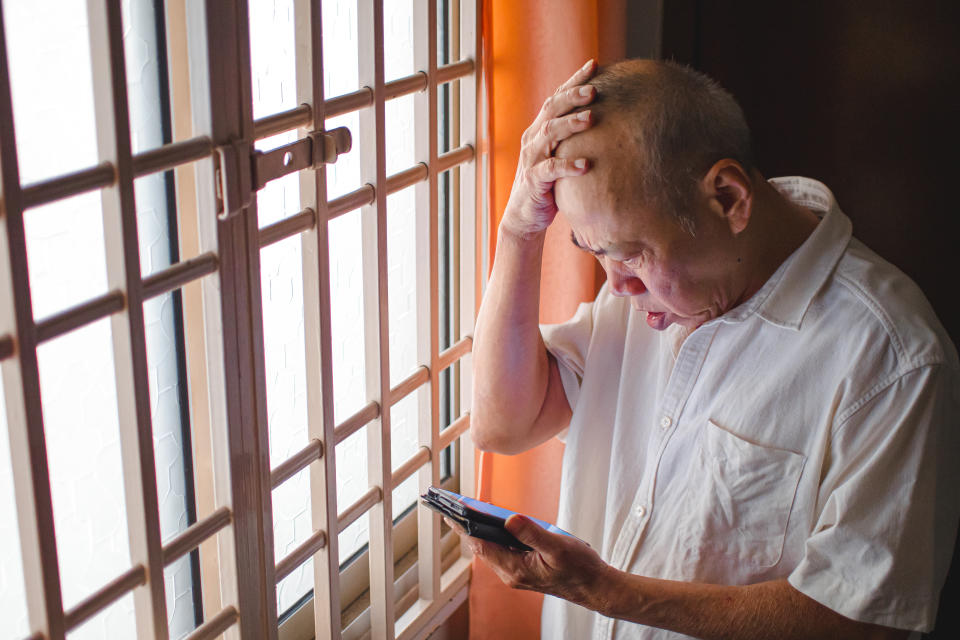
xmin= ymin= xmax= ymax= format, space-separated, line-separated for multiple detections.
xmin=736 ymin=178 xmax=821 ymax=304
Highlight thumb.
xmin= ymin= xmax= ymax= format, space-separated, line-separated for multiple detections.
xmin=505 ymin=514 xmax=549 ymax=549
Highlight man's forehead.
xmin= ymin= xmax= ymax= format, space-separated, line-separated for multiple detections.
xmin=555 ymin=120 xmax=641 ymax=219
xmin=557 ymin=114 xmax=642 ymax=207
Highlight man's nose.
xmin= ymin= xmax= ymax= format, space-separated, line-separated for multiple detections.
xmin=606 ymin=263 xmax=646 ymax=297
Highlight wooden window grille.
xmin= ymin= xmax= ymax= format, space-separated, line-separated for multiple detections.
xmin=0 ymin=0 xmax=483 ymax=638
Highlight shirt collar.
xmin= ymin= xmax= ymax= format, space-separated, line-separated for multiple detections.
xmin=718 ymin=177 xmax=853 ymax=331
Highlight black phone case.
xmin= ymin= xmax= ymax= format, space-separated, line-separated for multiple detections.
xmin=420 ymin=493 xmax=532 ymax=551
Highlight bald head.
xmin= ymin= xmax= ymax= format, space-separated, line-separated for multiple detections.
xmin=556 ymin=59 xmax=755 ymax=234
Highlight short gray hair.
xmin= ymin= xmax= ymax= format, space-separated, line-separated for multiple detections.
xmin=588 ymin=59 xmax=755 ymax=234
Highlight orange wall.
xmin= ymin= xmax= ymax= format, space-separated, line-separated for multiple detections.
xmin=469 ymin=1 xmax=622 ymax=637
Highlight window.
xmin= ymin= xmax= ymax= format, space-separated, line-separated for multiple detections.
xmin=0 ymin=0 xmax=483 ymax=638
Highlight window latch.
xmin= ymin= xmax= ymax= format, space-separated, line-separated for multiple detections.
xmin=252 ymin=126 xmax=352 ymax=191
xmin=215 ymin=126 xmax=352 ymax=220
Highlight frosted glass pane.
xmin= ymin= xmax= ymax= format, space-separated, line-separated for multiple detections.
xmin=122 ymin=0 xmax=169 ymax=153
xmin=144 ymin=293 xmax=191 ymax=542
xmin=277 ymin=558 xmax=313 ymax=617
xmin=336 ymin=426 xmax=368 ymax=562
xmin=339 ymin=518 xmax=368 ymax=567
xmin=329 ymin=210 xmax=367 ymax=424
xmin=391 ymin=474 xmax=418 ymax=524
xmin=164 ymin=556 xmax=195 ymax=640
xmin=387 ymin=187 xmax=418 ymax=385
xmin=385 ymin=94 xmax=415 ymax=176
xmin=249 ymin=0 xmax=297 ymax=120
xmin=135 ymin=175 xmax=177 ymax=278
xmin=37 ymin=319 xmax=132 ymax=615
xmin=323 ymin=0 xmax=358 ymax=97
xmin=325 ymin=112 xmax=361 ymax=201
xmin=24 ymin=193 xmax=109 ymax=321
xmin=0 ymin=374 xmax=30 ymax=638
xmin=383 ymin=0 xmax=414 ymax=82
xmin=390 ymin=392 xmax=418 ymax=477
xmin=66 ymin=591 xmax=136 ymax=640
xmin=273 ymin=468 xmax=313 ymax=613
xmin=261 ymin=235 xmax=309 ymax=466
xmin=2 ymin=0 xmax=98 ymax=185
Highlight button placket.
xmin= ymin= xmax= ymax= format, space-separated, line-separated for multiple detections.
xmin=609 ymin=324 xmax=720 ymax=582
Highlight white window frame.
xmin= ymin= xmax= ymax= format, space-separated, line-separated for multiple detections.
xmin=0 ymin=0 xmax=483 ymax=638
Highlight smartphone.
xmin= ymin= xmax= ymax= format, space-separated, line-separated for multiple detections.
xmin=420 ymin=486 xmax=577 ymax=551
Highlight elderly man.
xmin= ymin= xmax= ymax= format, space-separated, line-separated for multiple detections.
xmin=467 ymin=58 xmax=959 ymax=639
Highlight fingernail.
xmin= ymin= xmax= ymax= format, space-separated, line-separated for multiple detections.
xmin=577 ymin=110 xmax=591 ymax=121
xmin=579 ymin=85 xmax=592 ymax=97
xmin=582 ymin=59 xmax=594 ymax=70
xmin=574 ymin=158 xmax=586 ymax=169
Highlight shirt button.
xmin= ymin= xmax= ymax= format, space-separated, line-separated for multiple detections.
xmin=660 ymin=416 xmax=672 ymax=429
xmin=636 ymin=505 xmax=647 ymax=518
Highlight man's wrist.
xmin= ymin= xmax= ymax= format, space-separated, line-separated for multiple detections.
xmin=497 ymin=214 xmax=548 ymax=244
xmin=583 ymin=564 xmax=634 ymax=618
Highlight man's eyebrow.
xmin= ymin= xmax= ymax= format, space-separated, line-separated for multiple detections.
xmin=570 ymin=231 xmax=605 ymax=255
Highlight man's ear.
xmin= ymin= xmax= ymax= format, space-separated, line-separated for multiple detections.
xmin=702 ymin=160 xmax=753 ymax=235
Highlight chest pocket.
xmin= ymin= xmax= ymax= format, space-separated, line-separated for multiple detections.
xmin=679 ymin=419 xmax=805 ymax=570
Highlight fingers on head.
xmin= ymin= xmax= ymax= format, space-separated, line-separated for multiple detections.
xmin=524 ymin=87 xmax=594 ymax=153
xmin=534 ymin=156 xmax=589 ymax=184
xmin=522 ymin=111 xmax=590 ymax=163
xmin=543 ymin=110 xmax=592 ymax=144
xmin=558 ymin=58 xmax=597 ymax=92
xmin=542 ymin=85 xmax=595 ymax=121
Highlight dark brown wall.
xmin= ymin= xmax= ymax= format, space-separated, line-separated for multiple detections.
xmin=663 ymin=1 xmax=960 ymax=637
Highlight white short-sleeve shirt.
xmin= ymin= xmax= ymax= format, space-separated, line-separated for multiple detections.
xmin=540 ymin=177 xmax=960 ymax=639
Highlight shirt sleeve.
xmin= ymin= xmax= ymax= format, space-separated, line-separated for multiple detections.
xmin=788 ymin=364 xmax=960 ymax=632
xmin=539 ymin=291 xmax=601 ymax=414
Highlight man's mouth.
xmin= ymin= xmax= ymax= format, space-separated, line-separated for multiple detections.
xmin=629 ymin=299 xmax=671 ymax=330
xmin=645 ymin=311 xmax=667 ymax=329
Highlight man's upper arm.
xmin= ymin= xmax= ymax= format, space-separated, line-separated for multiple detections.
xmin=535 ymin=295 xmax=598 ymax=446
xmin=523 ymin=350 xmax=573 ymax=447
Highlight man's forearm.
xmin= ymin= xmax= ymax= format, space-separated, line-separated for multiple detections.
xmin=471 ymin=226 xmax=554 ymax=453
xmin=593 ymin=571 xmax=908 ymax=640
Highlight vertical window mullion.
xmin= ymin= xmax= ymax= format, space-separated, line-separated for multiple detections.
xmin=185 ymin=1 xmax=278 ymax=638
xmin=86 ymin=1 xmax=170 ymax=635
xmin=413 ymin=0 xmax=442 ymax=604
xmin=0 ymin=8 xmax=66 ymax=639
xmin=358 ymin=0 xmax=395 ymax=637
xmin=457 ymin=0 xmax=481 ymax=509
xmin=292 ymin=0 xmax=343 ymax=635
